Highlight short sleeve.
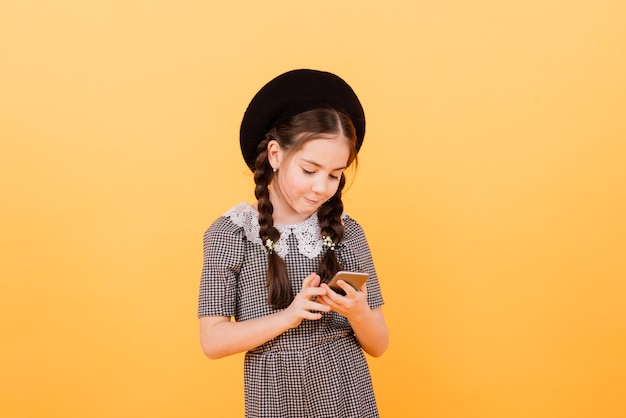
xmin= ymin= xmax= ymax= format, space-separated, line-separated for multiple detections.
xmin=339 ymin=216 xmax=384 ymax=309
xmin=197 ymin=216 xmax=246 ymax=317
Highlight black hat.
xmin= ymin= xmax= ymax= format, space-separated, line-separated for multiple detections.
xmin=239 ymin=69 xmax=366 ymax=171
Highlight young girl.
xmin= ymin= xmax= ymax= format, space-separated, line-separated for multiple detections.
xmin=198 ymin=69 xmax=389 ymax=418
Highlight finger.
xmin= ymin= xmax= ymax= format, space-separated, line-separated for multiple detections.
xmin=316 ymin=295 xmax=329 ymax=305
xmin=338 ymin=280 xmax=357 ymax=296
xmin=323 ymin=281 xmax=357 ymax=301
xmin=320 ymin=283 xmax=342 ymax=303
xmin=310 ymin=275 xmax=321 ymax=288
xmin=302 ymin=273 xmax=320 ymax=289
xmin=308 ymin=288 xmax=328 ymax=299
xmin=309 ymin=300 xmax=331 ymax=312
xmin=316 ymin=294 xmax=334 ymax=306
xmin=308 ymin=286 xmax=328 ymax=301
xmin=304 ymin=311 xmax=323 ymax=321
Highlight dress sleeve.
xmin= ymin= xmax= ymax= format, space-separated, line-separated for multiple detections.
xmin=340 ymin=216 xmax=384 ymax=309
xmin=197 ymin=216 xmax=245 ymax=318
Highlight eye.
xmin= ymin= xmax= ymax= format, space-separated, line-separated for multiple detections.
xmin=302 ymin=168 xmax=315 ymax=175
xmin=329 ymin=174 xmax=340 ymax=181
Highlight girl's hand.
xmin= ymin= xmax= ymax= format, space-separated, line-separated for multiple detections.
xmin=281 ymin=273 xmax=330 ymax=329
xmin=318 ymin=280 xmax=370 ymax=320
xmin=319 ymin=280 xmax=390 ymax=358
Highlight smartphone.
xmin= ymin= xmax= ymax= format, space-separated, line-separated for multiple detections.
xmin=327 ymin=271 xmax=369 ymax=295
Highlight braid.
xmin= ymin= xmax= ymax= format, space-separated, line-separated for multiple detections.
xmin=254 ymin=137 xmax=293 ymax=309
xmin=317 ymin=173 xmax=346 ymax=284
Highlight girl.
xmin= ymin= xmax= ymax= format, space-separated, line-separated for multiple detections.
xmin=198 ymin=69 xmax=389 ymax=418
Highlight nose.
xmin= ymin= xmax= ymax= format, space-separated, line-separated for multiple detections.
xmin=311 ymin=176 xmax=328 ymax=195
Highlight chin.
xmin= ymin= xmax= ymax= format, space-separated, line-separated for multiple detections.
xmin=296 ymin=206 xmax=319 ymax=217
xmin=300 ymin=209 xmax=318 ymax=218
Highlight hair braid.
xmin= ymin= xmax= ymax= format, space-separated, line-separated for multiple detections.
xmin=254 ymin=137 xmax=293 ymax=309
xmin=317 ymin=173 xmax=346 ymax=284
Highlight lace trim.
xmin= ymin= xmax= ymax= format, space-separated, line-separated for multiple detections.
xmin=224 ymin=203 xmax=340 ymax=259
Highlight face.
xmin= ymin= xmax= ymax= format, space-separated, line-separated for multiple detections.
xmin=268 ymin=134 xmax=351 ymax=224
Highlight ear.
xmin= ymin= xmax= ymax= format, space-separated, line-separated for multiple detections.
xmin=267 ymin=140 xmax=283 ymax=171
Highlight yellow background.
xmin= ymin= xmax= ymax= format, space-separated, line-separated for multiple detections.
xmin=1 ymin=1 xmax=625 ymax=417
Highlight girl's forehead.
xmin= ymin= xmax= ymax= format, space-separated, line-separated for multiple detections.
xmin=292 ymin=136 xmax=351 ymax=167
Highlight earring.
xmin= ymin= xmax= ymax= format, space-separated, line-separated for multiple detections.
xmin=273 ymin=167 xmax=277 ymax=172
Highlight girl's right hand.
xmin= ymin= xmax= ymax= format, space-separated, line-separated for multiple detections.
xmin=282 ymin=273 xmax=330 ymax=329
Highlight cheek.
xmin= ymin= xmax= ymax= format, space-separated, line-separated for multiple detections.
xmin=282 ymin=173 xmax=305 ymax=194
xmin=294 ymin=177 xmax=311 ymax=194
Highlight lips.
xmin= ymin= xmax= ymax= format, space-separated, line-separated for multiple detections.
xmin=303 ymin=197 xmax=320 ymax=205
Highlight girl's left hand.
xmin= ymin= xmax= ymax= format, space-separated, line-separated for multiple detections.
xmin=318 ymin=280 xmax=370 ymax=320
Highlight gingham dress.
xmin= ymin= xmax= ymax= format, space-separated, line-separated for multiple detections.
xmin=198 ymin=203 xmax=384 ymax=418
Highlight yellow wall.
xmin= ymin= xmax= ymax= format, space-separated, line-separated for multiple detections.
xmin=1 ymin=1 xmax=625 ymax=417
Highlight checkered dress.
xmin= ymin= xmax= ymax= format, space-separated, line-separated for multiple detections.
xmin=199 ymin=203 xmax=384 ymax=418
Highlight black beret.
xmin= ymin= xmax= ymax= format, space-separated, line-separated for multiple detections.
xmin=239 ymin=69 xmax=366 ymax=171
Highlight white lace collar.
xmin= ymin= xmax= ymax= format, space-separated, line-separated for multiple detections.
xmin=224 ymin=202 xmax=340 ymax=259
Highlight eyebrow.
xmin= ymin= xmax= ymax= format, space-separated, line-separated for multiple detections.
xmin=301 ymin=158 xmax=347 ymax=171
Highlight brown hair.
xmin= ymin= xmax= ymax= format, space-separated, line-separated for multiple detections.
xmin=253 ymin=108 xmax=358 ymax=309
